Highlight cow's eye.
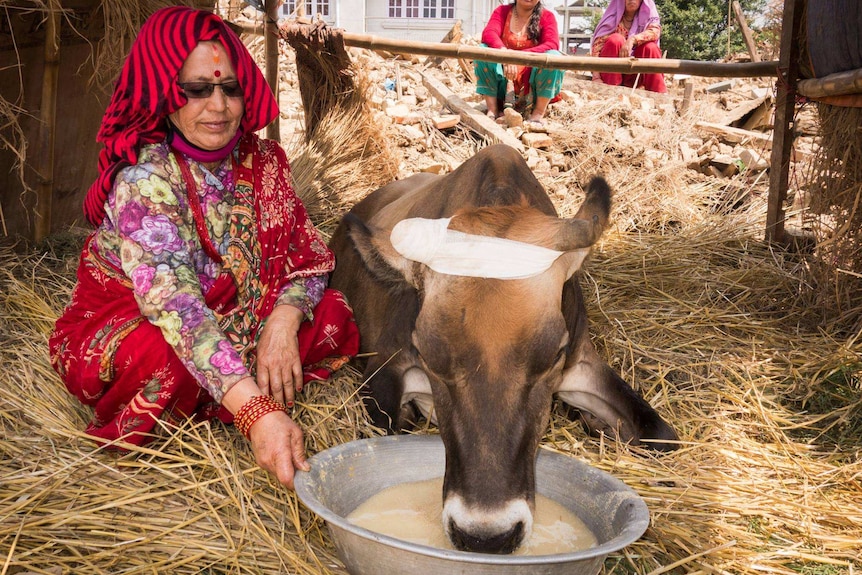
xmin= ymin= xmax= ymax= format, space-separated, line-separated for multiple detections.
xmin=412 ymin=328 xmax=451 ymax=372
xmin=553 ymin=346 xmax=567 ymax=365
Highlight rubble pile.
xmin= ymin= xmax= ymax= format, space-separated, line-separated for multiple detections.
xmin=290 ymin=43 xmax=814 ymax=187
xmin=233 ymin=16 xmax=818 ymax=226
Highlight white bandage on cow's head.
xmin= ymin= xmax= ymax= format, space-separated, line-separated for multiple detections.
xmin=389 ymin=217 xmax=566 ymax=280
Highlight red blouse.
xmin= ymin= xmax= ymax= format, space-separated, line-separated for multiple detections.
xmin=481 ymin=4 xmax=560 ymax=53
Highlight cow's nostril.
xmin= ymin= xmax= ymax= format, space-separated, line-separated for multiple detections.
xmin=448 ymin=519 xmax=525 ymax=555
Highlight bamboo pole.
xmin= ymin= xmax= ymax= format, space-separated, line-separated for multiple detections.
xmin=797 ymin=67 xmax=862 ymax=99
xmin=272 ymin=23 xmax=779 ymax=78
xmin=765 ymin=0 xmax=803 ymax=245
xmin=265 ymin=0 xmax=280 ymax=141
xmin=337 ymin=31 xmax=779 ymax=78
xmin=34 ymin=0 xmax=60 ymax=243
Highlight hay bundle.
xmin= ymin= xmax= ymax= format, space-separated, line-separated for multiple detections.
xmin=803 ymin=104 xmax=862 ymax=332
xmin=287 ymin=102 xmax=398 ymax=225
xmin=0 ymin=243 xmax=380 ymax=574
xmin=279 ymin=19 xmax=356 ymax=143
xmin=277 ymin=20 xmax=399 ymax=222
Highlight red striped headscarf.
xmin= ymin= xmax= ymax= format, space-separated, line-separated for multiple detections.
xmin=84 ymin=6 xmax=278 ymax=227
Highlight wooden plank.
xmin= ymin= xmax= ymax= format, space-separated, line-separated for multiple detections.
xmin=426 ymin=21 xmax=462 ymax=68
xmin=732 ymin=1 xmax=760 ymax=63
xmin=765 ymin=0 xmax=803 ymax=244
xmin=740 ymin=99 xmax=773 ymax=131
xmin=458 ymin=57 xmax=475 ymax=83
xmin=680 ymin=79 xmax=694 ymax=112
xmin=722 ymin=94 xmax=770 ymax=126
xmin=694 ymin=121 xmax=772 ymax=144
xmin=420 ymin=72 xmax=524 ymax=152
xmin=35 ymin=0 xmax=60 ymax=242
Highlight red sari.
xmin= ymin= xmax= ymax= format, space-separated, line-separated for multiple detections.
xmin=50 ymin=135 xmax=360 ymax=447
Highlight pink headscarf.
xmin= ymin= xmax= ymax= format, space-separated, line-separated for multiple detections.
xmin=591 ymin=0 xmax=661 ymax=49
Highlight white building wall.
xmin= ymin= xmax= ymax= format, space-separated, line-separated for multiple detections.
xmin=335 ymin=0 xmax=366 ymax=32
xmin=360 ymin=0 xmax=504 ymax=43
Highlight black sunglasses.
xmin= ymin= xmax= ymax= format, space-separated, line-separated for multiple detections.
xmin=178 ymin=81 xmax=243 ymax=99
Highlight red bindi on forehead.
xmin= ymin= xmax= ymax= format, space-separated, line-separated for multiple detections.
xmin=212 ymin=43 xmax=222 ymax=77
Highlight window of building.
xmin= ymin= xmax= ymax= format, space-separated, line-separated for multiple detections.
xmin=390 ymin=0 xmax=452 ymax=18
xmin=281 ymin=0 xmax=330 ymax=18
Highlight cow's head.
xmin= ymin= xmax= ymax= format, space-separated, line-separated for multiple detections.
xmin=346 ymin=178 xmax=611 ymax=554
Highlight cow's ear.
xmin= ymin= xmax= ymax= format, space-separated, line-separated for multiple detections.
xmin=344 ymin=213 xmax=420 ymax=288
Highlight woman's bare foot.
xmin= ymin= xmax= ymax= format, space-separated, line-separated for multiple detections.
xmin=524 ymin=117 xmax=547 ymax=132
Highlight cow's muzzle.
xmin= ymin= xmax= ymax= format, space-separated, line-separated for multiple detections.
xmin=448 ymin=518 xmax=525 ymax=554
xmin=442 ymin=495 xmax=533 ymax=554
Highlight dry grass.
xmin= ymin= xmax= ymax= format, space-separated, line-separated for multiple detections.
xmin=4 ymin=153 xmax=862 ymax=575
xmin=3 ymin=34 xmax=862 ymax=575
xmin=801 ymin=105 xmax=862 ymax=333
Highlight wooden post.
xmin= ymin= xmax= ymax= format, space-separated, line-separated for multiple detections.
xmin=765 ymin=0 xmax=803 ymax=244
xmin=265 ymin=0 xmax=280 ymax=141
xmin=35 ymin=0 xmax=60 ymax=243
xmin=681 ymin=78 xmax=694 ymax=112
xmin=731 ymin=1 xmax=760 ymax=63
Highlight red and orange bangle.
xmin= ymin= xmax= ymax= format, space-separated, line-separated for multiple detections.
xmin=234 ymin=395 xmax=287 ymax=440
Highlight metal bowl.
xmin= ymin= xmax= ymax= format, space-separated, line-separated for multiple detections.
xmin=295 ymin=435 xmax=649 ymax=575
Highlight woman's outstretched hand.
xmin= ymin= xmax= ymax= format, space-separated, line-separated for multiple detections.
xmin=248 ymin=409 xmax=310 ymax=489
xmin=222 ymin=377 xmax=311 ymax=489
xmin=620 ymin=37 xmax=637 ymax=58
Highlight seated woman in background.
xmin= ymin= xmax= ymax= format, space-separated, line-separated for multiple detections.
xmin=473 ymin=0 xmax=564 ymax=131
xmin=590 ymin=0 xmax=667 ymax=93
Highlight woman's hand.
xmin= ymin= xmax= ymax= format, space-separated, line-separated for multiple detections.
xmin=503 ymin=63 xmax=523 ymax=82
xmin=248 ymin=409 xmax=310 ymax=489
xmin=222 ymin=379 xmax=311 ymax=489
xmin=620 ymin=37 xmax=637 ymax=58
xmin=256 ymin=304 xmax=305 ymax=406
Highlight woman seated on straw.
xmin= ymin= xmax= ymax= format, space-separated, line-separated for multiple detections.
xmin=473 ymin=0 xmax=564 ymax=131
xmin=590 ymin=0 xmax=667 ymax=93
xmin=49 ymin=6 xmax=359 ymax=489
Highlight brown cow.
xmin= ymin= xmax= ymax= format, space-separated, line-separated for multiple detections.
xmin=329 ymin=144 xmax=677 ymax=554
